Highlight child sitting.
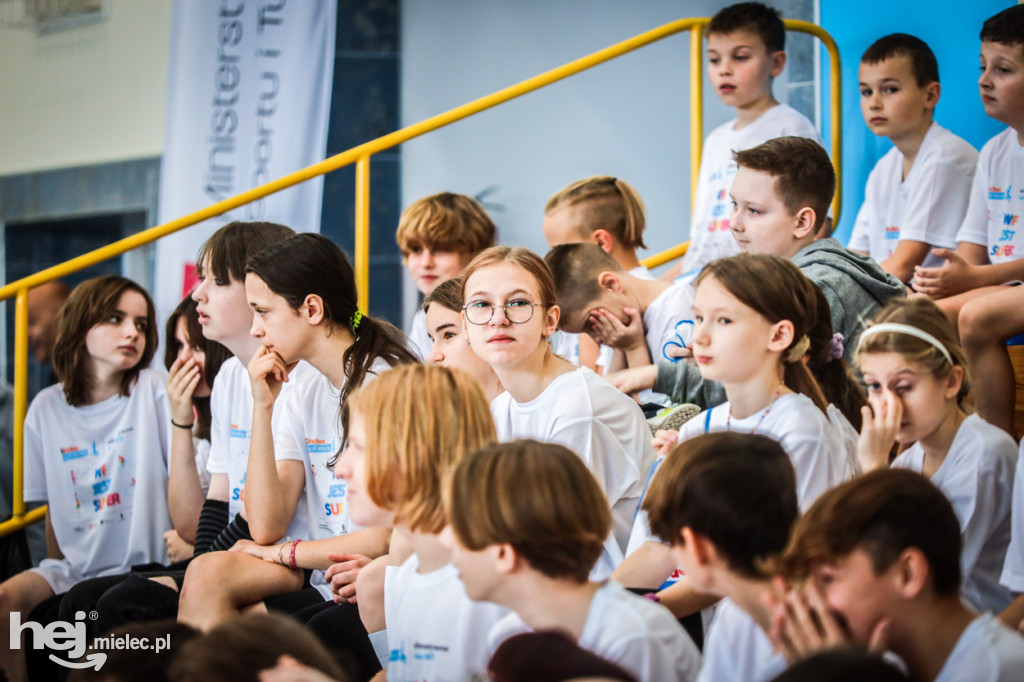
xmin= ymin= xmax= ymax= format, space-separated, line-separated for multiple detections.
xmin=395 ymin=192 xmax=497 ymax=358
xmin=444 ymin=439 xmax=702 ymax=682
xmin=848 ymin=34 xmax=978 ymax=284
xmin=768 ymin=469 xmax=1024 ymax=681
xmin=912 ymin=6 xmax=1024 ymax=436
xmin=855 ymin=297 xmax=1016 ymax=615
xmin=643 ymin=432 xmax=798 ymax=682
xmin=543 ymin=176 xmax=655 ymax=370
xmin=677 ymin=1 xmax=825 ymax=277
xmin=545 ymin=242 xmax=694 ymax=388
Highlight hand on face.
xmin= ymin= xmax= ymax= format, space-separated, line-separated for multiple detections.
xmin=247 ymin=345 xmax=297 ymax=408
xmin=856 ymin=390 xmax=903 ymax=473
xmin=167 ymin=357 xmax=203 ymax=425
xmin=586 ymin=307 xmax=645 ymax=351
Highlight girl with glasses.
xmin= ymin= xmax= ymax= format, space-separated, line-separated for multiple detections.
xmin=460 ymin=246 xmax=657 ymax=580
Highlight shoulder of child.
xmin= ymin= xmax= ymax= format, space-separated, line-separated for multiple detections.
xmin=937 ymin=613 xmax=1024 ymax=682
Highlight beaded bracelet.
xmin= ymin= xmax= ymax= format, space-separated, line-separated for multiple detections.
xmin=277 ymin=542 xmax=287 ymax=566
xmin=289 ymin=539 xmax=301 ymax=569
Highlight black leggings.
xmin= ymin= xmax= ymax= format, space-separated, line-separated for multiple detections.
xmin=293 ymin=599 xmax=382 ymax=682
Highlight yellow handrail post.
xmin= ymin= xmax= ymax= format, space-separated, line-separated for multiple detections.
xmin=12 ymin=289 xmax=28 ymax=518
xmin=355 ymin=155 xmax=371 ymax=313
xmin=690 ymin=22 xmax=703 ymax=205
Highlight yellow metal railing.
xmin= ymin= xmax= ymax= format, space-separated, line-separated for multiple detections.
xmin=0 ymin=17 xmax=841 ymax=536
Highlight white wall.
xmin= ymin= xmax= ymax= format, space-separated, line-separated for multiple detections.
xmin=0 ymin=0 xmax=173 ymax=176
xmin=400 ymin=0 xmax=810 ymax=265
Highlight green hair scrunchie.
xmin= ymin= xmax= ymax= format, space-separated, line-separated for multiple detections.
xmin=350 ymin=310 xmax=364 ymax=331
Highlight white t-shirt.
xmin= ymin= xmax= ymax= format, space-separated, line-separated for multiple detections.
xmin=955 ymin=127 xmax=1024 ymax=264
xmin=678 ymin=393 xmax=847 ymax=510
xmin=406 ymin=307 xmax=432 ymax=360
xmin=827 ymin=404 xmax=862 ymax=481
xmin=682 ymin=104 xmax=823 ymax=274
xmin=206 ymin=357 xmax=311 ymax=520
xmin=384 ymin=555 xmax=508 ymax=682
xmin=193 ymin=437 xmax=212 ymax=496
xmin=892 ymin=414 xmax=1016 ymax=614
xmin=490 ymin=368 xmax=656 ymax=579
xmin=698 ymin=598 xmax=785 ymax=682
xmin=23 ymin=370 xmax=172 ymax=594
xmin=488 ymin=581 xmax=702 ymax=682
xmin=848 ymin=122 xmax=977 ymax=270
xmin=935 ymin=613 xmax=1024 ymax=682
xmin=643 ymin=282 xmax=696 ymax=366
xmin=999 ymin=437 xmax=1024 ymax=592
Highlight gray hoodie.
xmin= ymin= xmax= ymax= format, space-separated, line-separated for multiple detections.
xmin=653 ymin=238 xmax=906 ymax=408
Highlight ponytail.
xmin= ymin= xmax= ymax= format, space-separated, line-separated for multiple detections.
xmin=806 ymin=286 xmax=867 ymax=430
xmin=544 ymin=176 xmax=648 ymax=250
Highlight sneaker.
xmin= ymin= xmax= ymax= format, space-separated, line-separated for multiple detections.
xmin=647 ymin=403 xmax=700 ymax=435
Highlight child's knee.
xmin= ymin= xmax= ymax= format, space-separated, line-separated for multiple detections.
xmin=959 ymin=297 xmax=999 ymax=346
xmin=180 ymin=551 xmax=227 ymax=599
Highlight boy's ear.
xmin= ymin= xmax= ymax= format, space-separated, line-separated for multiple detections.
xmin=767 ymin=319 xmax=796 ymax=353
xmin=681 ymin=527 xmax=717 ymax=568
xmin=793 ymin=207 xmax=817 ymax=241
xmin=301 ymin=294 xmax=325 ymax=325
xmin=924 ymin=81 xmax=941 ymax=110
xmin=590 ymin=229 xmax=614 ymax=254
xmin=495 ymin=542 xmax=520 ymax=575
xmin=770 ymin=50 xmax=787 ymax=78
xmin=597 ymin=271 xmax=624 ymax=293
xmin=893 ymin=547 xmax=931 ymax=600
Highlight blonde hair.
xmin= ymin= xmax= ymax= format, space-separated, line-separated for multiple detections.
xmin=447 ymin=439 xmax=611 ymax=583
xmin=395 ymin=192 xmax=497 ymax=257
xmin=854 ymin=297 xmax=972 ymax=410
xmin=347 ymin=364 xmax=496 ymax=533
xmin=544 ymin=176 xmax=647 ymax=250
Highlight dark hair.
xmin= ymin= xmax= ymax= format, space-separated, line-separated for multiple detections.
xmin=488 ymin=631 xmax=638 ymax=682
xmin=708 ymin=2 xmax=786 ymax=53
xmin=861 ymin=33 xmax=939 ymax=86
xmin=644 ymin=433 xmax=798 ymax=578
xmin=770 ymin=649 xmax=910 ymax=682
xmin=806 ymin=284 xmax=866 ymax=431
xmin=53 ymin=276 xmax=158 ymax=407
xmin=544 ymin=176 xmax=648 ymax=250
xmin=545 ymin=242 xmax=625 ymax=320
xmin=696 ymin=253 xmax=829 ymax=415
xmin=195 ymin=221 xmax=295 ymax=284
xmin=246 ymin=232 xmax=417 ymax=412
xmin=733 ymin=137 xmax=836 ymax=232
xmin=447 ymin=439 xmax=611 ymax=583
xmin=168 ymin=614 xmax=347 ymax=682
xmin=770 ymin=469 xmax=963 ymax=597
xmin=164 ymin=296 xmax=230 ymax=441
xmin=69 ymin=621 xmax=201 ymax=682
xmin=421 ymin=276 xmax=464 ymax=314
xmin=981 ymin=5 xmax=1024 ymax=49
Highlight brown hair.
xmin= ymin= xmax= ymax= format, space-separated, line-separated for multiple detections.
xmin=348 ymin=365 xmax=496 ymax=533
xmin=544 ymin=176 xmax=647 ymax=250
xmin=395 ymin=192 xmax=497 ymax=257
xmin=644 ymin=432 xmax=797 ymax=579
xmin=544 ymin=242 xmax=625 ymax=320
xmin=861 ymin=33 xmax=939 ymax=87
xmin=460 ymin=246 xmax=558 ymax=310
xmin=769 ymin=469 xmax=962 ymax=597
xmin=421 ymin=276 xmax=464 ymax=314
xmin=806 ymin=284 xmax=866 ymax=431
xmin=981 ymin=5 xmax=1024 ymax=50
xmin=854 ymin=297 xmax=972 ymax=411
xmin=53 ymin=276 xmax=158 ymax=407
xmin=447 ymin=439 xmax=611 ymax=583
xmin=696 ymin=253 xmax=829 ymax=414
xmin=168 ymin=613 xmax=346 ymax=682
xmin=195 ymin=221 xmax=295 ymax=284
xmin=708 ymin=2 xmax=786 ymax=53
xmin=733 ymin=137 xmax=835 ymax=233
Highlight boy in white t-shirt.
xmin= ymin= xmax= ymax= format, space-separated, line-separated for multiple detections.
xmin=444 ymin=439 xmax=702 ymax=682
xmin=912 ymin=6 xmax=1024 ymax=435
xmin=674 ymin=2 xmax=825 ymax=278
xmin=395 ymin=193 xmax=497 ymax=358
xmin=768 ymin=470 xmax=1024 ymax=682
xmin=643 ymin=432 xmax=799 ymax=682
xmin=849 ymin=34 xmax=978 ymax=283
xmin=546 ymin=243 xmax=694 ymax=384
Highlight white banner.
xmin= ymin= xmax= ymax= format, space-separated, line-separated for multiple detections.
xmin=155 ymin=0 xmax=336 ymax=318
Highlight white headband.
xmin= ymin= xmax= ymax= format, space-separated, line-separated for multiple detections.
xmin=856 ymin=323 xmax=953 ymax=365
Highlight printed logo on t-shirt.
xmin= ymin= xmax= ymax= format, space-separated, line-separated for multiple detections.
xmin=59 ymin=435 xmax=136 ymax=524
xmin=885 ymin=226 xmax=900 ymax=240
xmin=990 ymin=186 xmax=1009 ymax=200
xmin=229 ymin=424 xmax=249 ymax=439
xmin=231 ymin=471 xmax=246 ymax=502
xmin=1003 ymin=214 xmax=1019 ymax=227
xmin=61 ymin=445 xmax=89 ymax=462
xmin=992 ymin=244 xmax=1016 ymax=258
xmin=708 ymin=219 xmax=731 ymax=233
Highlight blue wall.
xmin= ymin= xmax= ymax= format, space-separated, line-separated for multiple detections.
xmin=820 ymin=0 xmax=1009 ymax=242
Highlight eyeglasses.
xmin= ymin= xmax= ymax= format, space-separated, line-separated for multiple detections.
xmin=463 ymin=299 xmax=548 ymax=325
